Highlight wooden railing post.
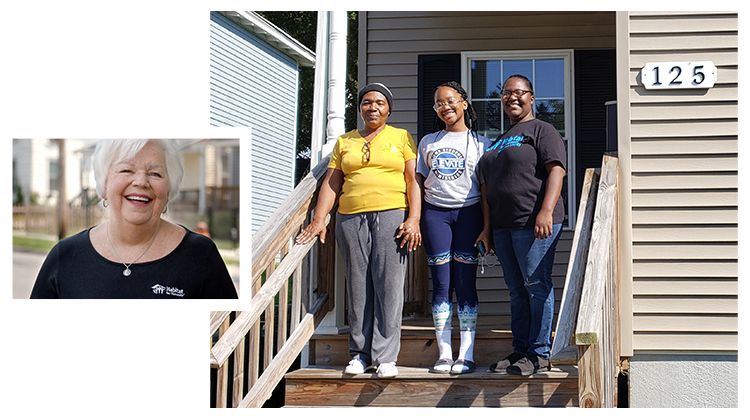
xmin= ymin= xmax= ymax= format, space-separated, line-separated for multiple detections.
xmin=575 ymin=154 xmax=620 ymax=408
xmin=551 ymin=168 xmax=600 ymax=365
xmin=215 ymin=316 xmax=230 ymax=408
xmin=231 ymin=323 xmax=245 ymax=408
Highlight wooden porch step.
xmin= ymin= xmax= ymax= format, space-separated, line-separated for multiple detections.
xmin=310 ymin=315 xmax=517 ymax=367
xmin=284 ymin=365 xmax=578 ymax=407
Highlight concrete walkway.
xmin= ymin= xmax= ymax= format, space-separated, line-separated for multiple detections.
xmin=13 ymin=250 xmax=45 ymax=299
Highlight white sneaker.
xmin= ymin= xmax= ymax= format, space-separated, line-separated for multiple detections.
xmin=344 ymin=358 xmax=367 ymax=375
xmin=376 ymin=362 xmax=398 ymax=378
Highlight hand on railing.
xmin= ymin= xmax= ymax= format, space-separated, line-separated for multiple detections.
xmin=295 ymin=216 xmax=327 ymax=245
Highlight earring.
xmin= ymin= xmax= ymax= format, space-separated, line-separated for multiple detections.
xmin=162 ymin=206 xmax=167 ymax=214
xmin=103 ymin=199 xmax=109 ymax=208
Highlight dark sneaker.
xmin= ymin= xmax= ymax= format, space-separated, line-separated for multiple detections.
xmin=450 ymin=359 xmax=475 ymax=375
xmin=506 ymin=357 xmax=535 ymax=376
xmin=506 ymin=355 xmax=551 ymax=376
xmin=536 ymin=356 xmax=551 ymax=372
xmin=488 ymin=352 xmax=525 ymax=373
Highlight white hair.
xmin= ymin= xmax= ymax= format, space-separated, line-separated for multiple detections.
xmin=93 ymin=139 xmax=183 ymax=202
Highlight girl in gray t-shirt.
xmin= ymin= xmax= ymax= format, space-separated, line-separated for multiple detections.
xmin=416 ymin=82 xmax=491 ymax=375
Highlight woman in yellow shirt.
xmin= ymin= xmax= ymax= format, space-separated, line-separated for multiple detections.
xmin=297 ymin=83 xmax=421 ymax=378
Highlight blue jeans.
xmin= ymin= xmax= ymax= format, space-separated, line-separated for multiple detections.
xmin=493 ymin=224 xmax=562 ymax=359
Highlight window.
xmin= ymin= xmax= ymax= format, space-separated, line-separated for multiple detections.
xmin=462 ymin=50 xmax=575 ymax=227
xmin=48 ymin=160 xmax=59 ymax=193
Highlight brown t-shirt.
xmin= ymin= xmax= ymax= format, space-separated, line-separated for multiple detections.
xmin=476 ymin=118 xmax=567 ymax=229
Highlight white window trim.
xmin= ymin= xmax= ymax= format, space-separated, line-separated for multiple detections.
xmin=461 ymin=49 xmax=576 ymax=230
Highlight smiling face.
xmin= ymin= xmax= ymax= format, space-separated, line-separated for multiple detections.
xmin=502 ymin=76 xmax=535 ymax=125
xmin=359 ymin=91 xmax=390 ymax=130
xmin=434 ymin=86 xmax=467 ymax=128
xmin=104 ymin=141 xmax=170 ymax=227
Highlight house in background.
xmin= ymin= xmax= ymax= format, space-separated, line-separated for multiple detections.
xmin=12 ymin=138 xmax=240 ymax=241
xmin=208 ymin=11 xmax=315 ymax=234
xmin=13 ymin=138 xmax=97 ymax=207
xmin=352 ymin=11 xmax=736 ymax=408
xmin=172 ymin=138 xmax=240 ymax=241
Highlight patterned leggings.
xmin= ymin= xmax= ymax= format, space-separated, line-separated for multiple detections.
xmin=421 ymin=202 xmax=482 ymax=332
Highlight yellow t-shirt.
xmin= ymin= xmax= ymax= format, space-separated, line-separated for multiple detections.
xmin=328 ymin=125 xmax=417 ymax=214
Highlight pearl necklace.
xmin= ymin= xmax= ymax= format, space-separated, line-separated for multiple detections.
xmin=106 ymin=221 xmax=161 ymax=276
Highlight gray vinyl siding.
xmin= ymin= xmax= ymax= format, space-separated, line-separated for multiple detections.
xmin=210 ymin=11 xmax=299 ymax=233
xmin=625 ymin=12 xmax=738 ymax=351
xmin=362 ymin=11 xmax=615 ymax=316
xmin=361 ymin=11 xmax=616 ymax=134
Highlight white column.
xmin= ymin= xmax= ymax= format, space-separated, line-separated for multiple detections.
xmin=309 ymin=13 xmax=329 ymax=166
xmin=313 ymin=11 xmax=349 ymax=335
xmin=322 ymin=11 xmax=347 ymax=156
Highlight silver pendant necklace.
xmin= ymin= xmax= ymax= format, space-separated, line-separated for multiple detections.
xmin=106 ymin=221 xmax=161 ymax=276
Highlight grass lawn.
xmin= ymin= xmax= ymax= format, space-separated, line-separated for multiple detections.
xmin=13 ymin=236 xmax=56 ymax=254
xmin=13 ymin=235 xmax=240 ymax=265
xmin=223 ymin=256 xmax=239 ymax=266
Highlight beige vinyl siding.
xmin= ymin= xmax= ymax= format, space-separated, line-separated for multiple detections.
xmin=361 ymin=11 xmax=615 ymax=318
xmin=626 ymin=12 xmax=738 ymax=352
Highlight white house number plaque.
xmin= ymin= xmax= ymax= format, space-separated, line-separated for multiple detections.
xmin=641 ymin=61 xmax=717 ymax=90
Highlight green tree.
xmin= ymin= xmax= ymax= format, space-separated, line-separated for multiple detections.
xmin=258 ymin=11 xmax=359 ymax=182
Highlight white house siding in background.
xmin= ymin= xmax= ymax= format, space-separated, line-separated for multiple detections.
xmin=12 ymin=138 xmax=96 ymax=205
xmin=360 ymin=11 xmax=616 ymax=316
xmin=209 ymin=11 xmax=301 ymax=233
xmin=619 ymin=11 xmax=737 ymax=407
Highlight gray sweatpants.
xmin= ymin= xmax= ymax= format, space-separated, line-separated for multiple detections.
xmin=336 ymin=209 xmax=408 ymax=366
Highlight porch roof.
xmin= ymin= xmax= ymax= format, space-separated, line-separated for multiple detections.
xmin=220 ymin=11 xmax=315 ymax=68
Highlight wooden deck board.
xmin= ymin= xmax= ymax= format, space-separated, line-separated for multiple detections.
xmin=309 ymin=315 xmax=565 ymax=367
xmin=287 ymin=365 xmax=577 ymax=380
xmin=285 ymin=365 xmax=578 ymax=407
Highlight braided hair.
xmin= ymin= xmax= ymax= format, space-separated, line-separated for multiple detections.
xmin=432 ymin=81 xmax=479 ymax=135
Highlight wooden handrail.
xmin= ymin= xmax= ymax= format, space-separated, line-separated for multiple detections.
xmin=251 ymin=157 xmax=330 ymax=284
xmin=211 ymin=215 xmax=329 ymax=367
xmin=210 ymin=155 xmax=335 ymax=408
xmin=239 ymin=293 xmax=328 ymax=408
xmin=575 ymin=154 xmax=620 ymax=408
xmin=209 ymin=311 xmax=232 ymax=336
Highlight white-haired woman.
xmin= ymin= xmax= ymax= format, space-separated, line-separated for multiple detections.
xmin=30 ymin=139 xmax=238 ymax=299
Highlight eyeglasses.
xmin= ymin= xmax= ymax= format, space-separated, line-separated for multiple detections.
xmin=433 ymin=98 xmax=464 ymax=111
xmin=362 ymin=141 xmax=371 ymax=162
xmin=501 ymin=89 xmax=532 ymax=98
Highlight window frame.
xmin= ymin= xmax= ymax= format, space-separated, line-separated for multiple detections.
xmin=461 ymin=49 xmax=576 ymax=230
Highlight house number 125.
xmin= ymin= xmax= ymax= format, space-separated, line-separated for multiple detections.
xmin=641 ymin=61 xmax=717 ymax=90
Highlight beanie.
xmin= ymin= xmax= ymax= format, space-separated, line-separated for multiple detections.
xmin=357 ymin=82 xmax=393 ymax=114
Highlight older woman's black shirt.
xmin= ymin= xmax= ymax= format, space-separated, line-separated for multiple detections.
xmin=30 ymin=228 xmax=238 ymax=299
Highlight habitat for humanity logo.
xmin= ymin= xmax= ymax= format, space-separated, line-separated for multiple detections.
xmin=151 ymin=284 xmax=185 ymax=298
xmin=430 ymin=147 xmax=465 ymax=180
